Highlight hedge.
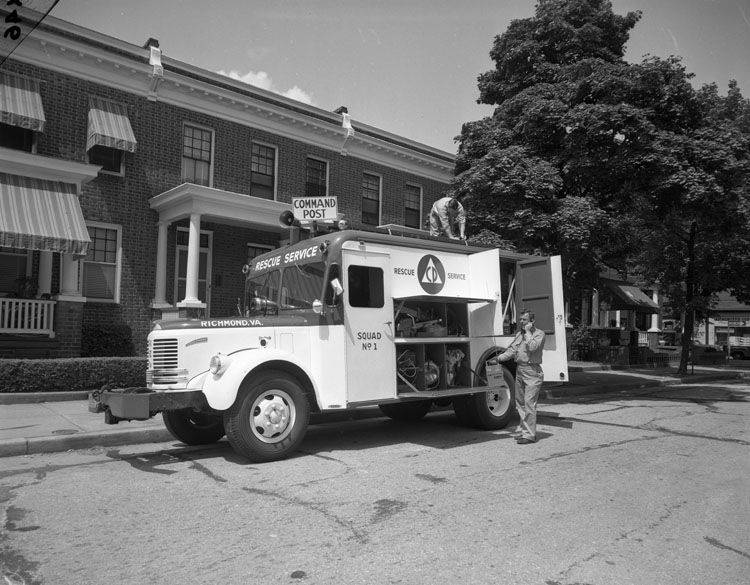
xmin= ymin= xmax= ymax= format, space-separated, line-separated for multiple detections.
xmin=0 ymin=357 xmax=147 ymax=393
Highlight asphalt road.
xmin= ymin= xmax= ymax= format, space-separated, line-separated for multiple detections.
xmin=1 ymin=379 xmax=748 ymax=585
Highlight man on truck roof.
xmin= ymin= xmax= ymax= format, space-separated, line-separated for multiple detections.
xmin=429 ymin=195 xmax=466 ymax=240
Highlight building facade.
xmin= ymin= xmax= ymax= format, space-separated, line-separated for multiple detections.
xmin=0 ymin=11 xmax=455 ymax=357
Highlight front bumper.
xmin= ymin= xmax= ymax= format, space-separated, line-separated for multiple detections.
xmin=89 ymin=387 xmax=210 ymax=424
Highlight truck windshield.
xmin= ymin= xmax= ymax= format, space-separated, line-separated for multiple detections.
xmin=246 ymin=270 xmax=281 ymax=312
xmin=245 ymin=262 xmax=326 ymax=312
xmin=279 ymin=262 xmax=326 ymax=309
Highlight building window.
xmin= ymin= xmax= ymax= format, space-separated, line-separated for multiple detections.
xmin=251 ymin=143 xmax=276 ymax=200
xmin=0 ymin=123 xmax=34 ymax=152
xmin=305 ymin=157 xmax=327 ymax=198
xmin=361 ymin=173 xmax=381 ymax=226
xmin=247 ymin=243 xmax=273 ymax=264
xmin=181 ymin=124 xmax=213 ymax=186
xmin=88 ymin=145 xmax=123 ymax=174
xmin=82 ymin=223 xmax=121 ymax=302
xmin=404 ymin=184 xmax=422 ymax=229
xmin=0 ymin=247 xmax=29 ymax=294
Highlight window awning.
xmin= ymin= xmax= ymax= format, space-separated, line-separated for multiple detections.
xmin=601 ymin=279 xmax=659 ymax=313
xmin=0 ymin=173 xmax=90 ymax=257
xmin=86 ymin=97 xmax=137 ymax=152
xmin=0 ymin=72 xmax=46 ymax=132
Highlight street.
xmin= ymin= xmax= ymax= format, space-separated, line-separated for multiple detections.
xmin=1 ymin=379 xmax=748 ymax=585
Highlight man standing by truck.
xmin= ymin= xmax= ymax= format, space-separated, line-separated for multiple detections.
xmin=429 ymin=195 xmax=466 ymax=240
xmin=489 ymin=310 xmax=546 ymax=444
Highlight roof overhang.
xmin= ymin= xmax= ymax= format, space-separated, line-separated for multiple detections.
xmin=149 ymin=183 xmax=292 ymax=233
xmin=0 ymin=147 xmax=100 ymax=189
xmin=601 ymin=279 xmax=659 ymax=313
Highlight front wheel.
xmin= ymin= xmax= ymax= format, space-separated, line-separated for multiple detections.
xmin=453 ymin=364 xmax=515 ymax=430
xmin=162 ymin=409 xmax=225 ymax=445
xmin=224 ymin=371 xmax=310 ymax=463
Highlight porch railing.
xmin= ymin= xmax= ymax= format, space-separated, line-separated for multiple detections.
xmin=0 ymin=298 xmax=56 ymax=338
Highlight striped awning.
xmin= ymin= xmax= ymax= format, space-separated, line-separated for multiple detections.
xmin=0 ymin=173 xmax=90 ymax=257
xmin=0 ymin=72 xmax=46 ymax=132
xmin=86 ymin=96 xmax=137 ymax=152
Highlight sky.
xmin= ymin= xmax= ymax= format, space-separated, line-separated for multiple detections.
xmin=48 ymin=0 xmax=750 ymax=154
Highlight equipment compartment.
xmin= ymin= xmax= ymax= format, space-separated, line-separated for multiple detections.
xmin=394 ymin=299 xmax=471 ymax=393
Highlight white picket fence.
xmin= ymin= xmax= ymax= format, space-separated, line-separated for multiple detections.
xmin=0 ymin=298 xmax=56 ymax=338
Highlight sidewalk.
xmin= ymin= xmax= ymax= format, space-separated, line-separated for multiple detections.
xmin=1 ymin=363 xmax=748 ymax=458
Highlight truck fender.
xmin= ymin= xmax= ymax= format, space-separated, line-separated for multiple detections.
xmin=200 ymin=348 xmax=316 ymax=411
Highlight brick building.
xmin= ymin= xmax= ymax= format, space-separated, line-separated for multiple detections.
xmin=0 ymin=11 xmax=455 ymax=357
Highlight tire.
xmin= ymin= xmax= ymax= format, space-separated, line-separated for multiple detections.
xmin=162 ymin=409 xmax=225 ymax=445
xmin=730 ymin=351 xmax=745 ymax=360
xmin=379 ymin=400 xmax=432 ymax=421
xmin=453 ymin=364 xmax=515 ymax=430
xmin=223 ymin=371 xmax=310 ymax=463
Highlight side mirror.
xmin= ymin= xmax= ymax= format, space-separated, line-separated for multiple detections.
xmin=330 ymin=278 xmax=344 ymax=300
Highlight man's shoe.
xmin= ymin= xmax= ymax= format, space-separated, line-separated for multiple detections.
xmin=516 ymin=437 xmax=536 ymax=444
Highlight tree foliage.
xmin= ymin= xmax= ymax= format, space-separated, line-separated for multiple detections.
xmin=454 ymin=0 xmax=750 ymax=373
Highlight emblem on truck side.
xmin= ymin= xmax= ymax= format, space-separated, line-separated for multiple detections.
xmin=417 ymin=255 xmax=445 ymax=294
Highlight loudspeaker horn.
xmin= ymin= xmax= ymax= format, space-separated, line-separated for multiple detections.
xmin=279 ymin=210 xmax=300 ymax=228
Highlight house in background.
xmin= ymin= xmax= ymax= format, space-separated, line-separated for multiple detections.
xmin=0 ymin=8 xmax=454 ymax=358
xmin=568 ymin=271 xmax=662 ymax=365
xmin=696 ymin=292 xmax=750 ymax=352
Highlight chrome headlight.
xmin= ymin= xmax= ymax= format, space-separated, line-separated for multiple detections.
xmin=209 ymin=353 xmax=225 ymax=375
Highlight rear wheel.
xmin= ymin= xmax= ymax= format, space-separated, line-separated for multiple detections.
xmin=162 ymin=409 xmax=225 ymax=445
xmin=453 ymin=364 xmax=515 ymax=430
xmin=224 ymin=371 xmax=310 ymax=463
xmin=730 ymin=351 xmax=745 ymax=360
xmin=379 ymin=400 xmax=432 ymax=421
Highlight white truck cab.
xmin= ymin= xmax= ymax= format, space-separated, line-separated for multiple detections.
xmin=90 ymin=228 xmax=568 ymax=462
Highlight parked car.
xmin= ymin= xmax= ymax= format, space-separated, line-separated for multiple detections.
xmin=724 ymin=345 xmax=750 ymax=360
xmin=656 ymin=341 xmax=726 ymax=364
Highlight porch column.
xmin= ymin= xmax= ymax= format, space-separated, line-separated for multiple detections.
xmin=176 ymin=213 xmax=204 ymax=318
xmin=151 ymin=221 xmax=170 ymax=308
xmin=615 ymin=310 xmax=621 ymax=328
xmin=57 ymin=253 xmax=84 ymax=301
xmin=184 ymin=213 xmax=201 ymax=303
xmin=648 ymin=289 xmax=660 ymax=332
xmin=591 ymin=288 xmax=600 ymax=327
xmin=38 ymin=251 xmax=53 ymax=297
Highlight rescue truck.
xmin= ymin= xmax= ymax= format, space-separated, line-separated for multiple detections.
xmin=90 ymin=226 xmax=568 ymax=462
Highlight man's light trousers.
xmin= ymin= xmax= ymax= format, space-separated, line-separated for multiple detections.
xmin=515 ymin=363 xmax=543 ymax=441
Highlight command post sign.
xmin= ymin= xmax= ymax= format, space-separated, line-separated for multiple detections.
xmin=292 ymin=196 xmax=338 ymax=221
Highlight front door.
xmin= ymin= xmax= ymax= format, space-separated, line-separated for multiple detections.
xmin=175 ymin=228 xmax=212 ymax=315
xmin=342 ymin=247 xmax=396 ymax=403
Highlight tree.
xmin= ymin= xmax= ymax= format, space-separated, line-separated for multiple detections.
xmin=453 ymin=0 xmax=750 ymax=374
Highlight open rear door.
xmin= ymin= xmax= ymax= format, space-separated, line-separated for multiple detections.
xmin=516 ymin=256 xmax=568 ymax=382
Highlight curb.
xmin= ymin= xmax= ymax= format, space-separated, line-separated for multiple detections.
xmin=545 ymin=372 xmax=745 ymax=400
xmin=0 ymin=427 xmax=174 ymax=458
xmin=0 ymin=391 xmax=90 ymax=405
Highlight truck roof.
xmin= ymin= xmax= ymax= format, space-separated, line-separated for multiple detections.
xmin=247 ymin=226 xmax=539 ymax=276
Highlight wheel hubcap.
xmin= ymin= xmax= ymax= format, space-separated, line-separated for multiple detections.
xmin=251 ymin=390 xmax=296 ymax=443
xmin=486 ymin=382 xmax=511 ymax=416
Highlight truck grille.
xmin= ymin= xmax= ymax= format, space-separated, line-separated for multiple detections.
xmin=150 ymin=338 xmax=178 ymax=369
xmin=147 ymin=338 xmax=187 ymax=386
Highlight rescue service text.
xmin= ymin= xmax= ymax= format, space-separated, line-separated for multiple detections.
xmin=254 ymin=245 xmax=320 ymax=271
